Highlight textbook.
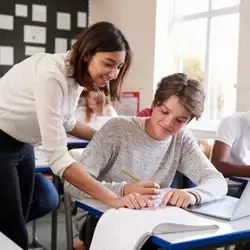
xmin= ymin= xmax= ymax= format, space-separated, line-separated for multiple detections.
xmin=90 ymin=206 xmax=219 ymax=250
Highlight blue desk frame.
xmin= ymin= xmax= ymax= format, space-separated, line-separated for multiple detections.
xmin=75 ymin=200 xmax=250 ymax=250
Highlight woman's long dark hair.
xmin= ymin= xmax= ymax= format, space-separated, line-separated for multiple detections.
xmin=67 ymin=22 xmax=132 ymax=102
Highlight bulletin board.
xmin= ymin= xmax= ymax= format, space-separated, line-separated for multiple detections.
xmin=0 ymin=0 xmax=89 ymax=77
xmin=115 ymin=92 xmax=140 ymax=116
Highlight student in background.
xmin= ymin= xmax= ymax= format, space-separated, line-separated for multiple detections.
xmin=211 ymin=111 xmax=250 ymax=250
xmin=66 ymin=73 xmax=227 ymax=250
xmin=0 ymin=21 xmax=151 ymax=250
xmin=76 ymin=89 xmax=117 ymax=125
xmin=27 ymin=173 xmax=59 ymax=222
xmin=211 ymin=111 xmax=250 ymax=197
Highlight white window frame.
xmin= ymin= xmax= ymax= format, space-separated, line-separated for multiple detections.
xmin=171 ymin=1 xmax=240 ymax=137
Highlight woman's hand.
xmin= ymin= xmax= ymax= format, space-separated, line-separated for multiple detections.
xmin=123 ymin=181 xmax=160 ymax=198
xmin=108 ymin=193 xmax=153 ymax=209
xmin=161 ymin=189 xmax=196 ymax=208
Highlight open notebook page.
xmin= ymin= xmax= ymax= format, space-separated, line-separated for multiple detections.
xmin=90 ymin=206 xmax=219 ymax=250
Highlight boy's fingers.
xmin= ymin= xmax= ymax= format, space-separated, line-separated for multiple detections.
xmin=140 ymin=182 xmax=160 ymax=189
xmin=142 ymin=188 xmax=161 ymax=195
xmin=161 ymin=191 xmax=173 ymax=207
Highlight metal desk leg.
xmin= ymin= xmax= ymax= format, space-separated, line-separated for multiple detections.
xmin=29 ymin=219 xmax=47 ymax=249
xmin=51 ymin=175 xmax=59 ymax=250
xmin=64 ymin=192 xmax=74 ymax=250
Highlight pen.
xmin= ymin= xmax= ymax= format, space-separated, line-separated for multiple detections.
xmin=121 ymin=170 xmax=140 ymax=182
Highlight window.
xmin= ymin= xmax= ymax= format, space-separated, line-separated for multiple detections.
xmin=166 ymin=0 xmax=240 ymax=121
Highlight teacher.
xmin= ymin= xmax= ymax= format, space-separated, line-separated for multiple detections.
xmin=0 ymin=21 xmax=151 ymax=249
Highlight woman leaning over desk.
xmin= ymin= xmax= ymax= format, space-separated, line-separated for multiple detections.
xmin=0 ymin=21 xmax=151 ymax=249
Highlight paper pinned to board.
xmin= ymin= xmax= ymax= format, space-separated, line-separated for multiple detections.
xmin=25 ymin=46 xmax=45 ymax=56
xmin=15 ymin=4 xmax=28 ymax=17
xmin=77 ymin=12 xmax=87 ymax=28
xmin=0 ymin=46 xmax=14 ymax=65
xmin=32 ymin=4 xmax=47 ymax=23
xmin=57 ymin=12 xmax=71 ymax=30
xmin=55 ymin=38 xmax=68 ymax=53
xmin=0 ymin=14 xmax=13 ymax=30
xmin=24 ymin=25 xmax=46 ymax=44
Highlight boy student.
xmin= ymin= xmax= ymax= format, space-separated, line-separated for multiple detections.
xmin=65 ymin=73 xmax=227 ymax=249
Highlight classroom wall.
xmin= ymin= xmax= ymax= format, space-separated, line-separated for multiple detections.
xmin=90 ymin=0 xmax=157 ymax=109
xmin=90 ymin=0 xmax=250 ymax=113
xmin=236 ymin=0 xmax=250 ymax=111
xmin=0 ymin=0 xmax=89 ymax=76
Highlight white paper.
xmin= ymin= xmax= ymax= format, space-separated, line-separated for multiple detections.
xmin=25 ymin=46 xmax=45 ymax=56
xmin=57 ymin=12 xmax=71 ymax=30
xmin=24 ymin=25 xmax=46 ymax=44
xmin=32 ymin=4 xmax=47 ymax=23
xmin=55 ymin=38 xmax=67 ymax=53
xmin=0 ymin=46 xmax=14 ymax=66
xmin=77 ymin=12 xmax=87 ymax=28
xmin=0 ymin=14 xmax=13 ymax=30
xmin=15 ymin=4 xmax=28 ymax=17
xmin=90 ymin=207 xmax=219 ymax=250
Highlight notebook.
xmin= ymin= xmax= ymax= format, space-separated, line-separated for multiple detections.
xmin=90 ymin=206 xmax=219 ymax=250
xmin=186 ymin=179 xmax=250 ymax=221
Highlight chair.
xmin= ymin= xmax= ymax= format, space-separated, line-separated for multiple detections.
xmin=198 ymin=139 xmax=214 ymax=159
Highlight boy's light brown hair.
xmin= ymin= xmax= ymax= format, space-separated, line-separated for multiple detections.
xmin=153 ymin=73 xmax=205 ymax=120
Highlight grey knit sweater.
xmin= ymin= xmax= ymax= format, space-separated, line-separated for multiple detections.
xmin=65 ymin=117 xmax=227 ymax=204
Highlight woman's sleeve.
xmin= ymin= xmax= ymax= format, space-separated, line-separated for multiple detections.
xmin=33 ymin=71 xmax=75 ymax=177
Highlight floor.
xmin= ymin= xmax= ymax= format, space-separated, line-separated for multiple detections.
xmin=27 ymin=203 xmax=77 ymax=250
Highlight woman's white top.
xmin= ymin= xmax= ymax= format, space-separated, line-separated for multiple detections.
xmin=0 ymin=52 xmax=83 ymax=176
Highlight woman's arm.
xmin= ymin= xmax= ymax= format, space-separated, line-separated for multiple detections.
xmin=34 ymin=72 xmax=150 ymax=208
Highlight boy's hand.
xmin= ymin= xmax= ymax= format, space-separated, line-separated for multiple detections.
xmin=161 ymin=189 xmax=196 ymax=208
xmin=109 ymin=193 xmax=153 ymax=209
xmin=123 ymin=181 xmax=160 ymax=198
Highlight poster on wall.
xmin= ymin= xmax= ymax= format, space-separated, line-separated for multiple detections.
xmin=115 ymin=92 xmax=140 ymax=116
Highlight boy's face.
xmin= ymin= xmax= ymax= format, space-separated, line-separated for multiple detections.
xmin=149 ymin=95 xmax=191 ymax=140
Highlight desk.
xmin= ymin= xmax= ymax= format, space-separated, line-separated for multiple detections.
xmin=67 ymin=137 xmax=89 ymax=150
xmin=0 ymin=232 xmax=22 ymax=250
xmin=75 ymin=198 xmax=250 ymax=250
